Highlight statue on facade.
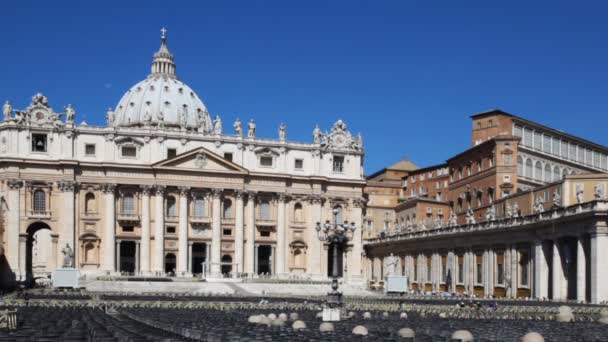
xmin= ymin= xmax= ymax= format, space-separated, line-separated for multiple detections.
xmin=505 ymin=202 xmax=513 ymax=219
xmin=433 ymin=216 xmax=442 ymax=228
xmin=313 ymin=124 xmax=321 ymax=144
xmin=233 ymin=118 xmax=242 ymax=136
xmin=485 ymin=205 xmax=496 ymax=221
xmin=213 ymin=115 xmax=222 ymax=135
xmin=385 ymin=253 xmax=398 ymax=277
xmin=61 ymin=243 xmax=74 ymax=268
xmin=31 ymin=93 xmax=48 ymax=107
xmin=64 ymin=104 xmax=75 ymax=124
xmin=512 ymin=202 xmax=520 ymax=218
xmin=143 ymin=108 xmax=152 ymax=125
xmin=594 ymin=183 xmax=605 ymax=200
xmin=179 ymin=106 xmax=188 ymax=129
xmin=552 ymin=190 xmax=561 ymax=208
xmin=465 ymin=207 xmax=476 ymax=225
xmin=448 ymin=211 xmax=458 ymax=227
xmin=247 ymin=119 xmax=256 ymax=138
xmin=278 ymin=122 xmax=286 ymax=141
xmin=14 ymin=110 xmax=26 ymax=125
xmin=157 ymin=110 xmax=164 ymax=129
xmin=576 ymin=184 xmax=584 ymax=204
xmin=106 ymin=108 xmax=115 ymax=126
xmin=354 ymin=132 xmax=363 ymax=150
xmin=2 ymin=100 xmax=12 ymax=121
xmin=534 ymin=196 xmax=545 ymax=214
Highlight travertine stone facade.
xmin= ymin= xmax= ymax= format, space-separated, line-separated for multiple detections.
xmin=0 ymin=32 xmax=365 ymax=284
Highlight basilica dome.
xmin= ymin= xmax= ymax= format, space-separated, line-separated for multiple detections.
xmin=112 ymin=30 xmax=212 ymax=132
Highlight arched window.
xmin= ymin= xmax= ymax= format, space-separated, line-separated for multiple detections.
xmin=517 ymin=156 xmax=523 ymax=176
xmin=544 ymin=164 xmax=551 ymax=182
xmin=259 ymin=200 xmax=270 ymax=220
xmin=334 ymin=205 xmax=344 ymax=224
xmin=535 ymin=161 xmax=542 ymax=181
xmin=293 ymin=202 xmax=303 ymax=222
xmin=166 ymin=196 xmax=176 ymax=217
xmin=85 ymin=193 xmax=96 ymax=214
xmin=193 ymin=195 xmax=206 ymax=218
xmin=122 ymin=193 xmax=135 ymax=214
xmin=525 ymin=159 xmax=533 ymax=178
xmin=33 ymin=190 xmax=46 ymax=212
xmin=84 ymin=242 xmax=96 ymax=263
xmin=223 ymin=199 xmax=233 ymax=218
xmin=553 ymin=166 xmax=560 ymax=182
xmin=562 ymin=168 xmax=569 ymax=179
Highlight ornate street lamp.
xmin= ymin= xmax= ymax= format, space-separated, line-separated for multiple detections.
xmin=316 ymin=208 xmax=357 ymax=308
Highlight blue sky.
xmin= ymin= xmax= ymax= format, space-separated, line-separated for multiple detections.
xmin=1 ymin=1 xmax=607 ymax=174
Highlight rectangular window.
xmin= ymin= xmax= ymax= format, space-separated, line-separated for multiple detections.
xmin=533 ymin=131 xmax=541 ymax=150
xmin=496 ymin=253 xmax=504 ymax=285
xmin=426 ymin=258 xmax=431 ymax=281
xmin=167 ymin=148 xmax=177 ymax=159
xmin=294 ymin=159 xmax=304 ymax=170
xmin=523 ymin=128 xmax=532 ymax=147
xmin=458 ymin=263 xmax=464 ymax=283
xmin=476 ymin=254 xmax=483 ymax=284
xmin=121 ymin=146 xmax=137 ymax=158
xmin=560 ymin=141 xmax=568 ymax=159
xmin=520 ymin=251 xmax=529 ymax=286
xmin=166 ymin=226 xmax=176 ymax=234
xmin=31 ymin=134 xmax=47 ymax=152
xmin=224 ymin=152 xmax=233 ymax=162
xmin=85 ymin=144 xmax=96 ymax=156
xmin=122 ymin=226 xmax=134 ymax=233
xmin=542 ymin=134 xmax=551 ymax=153
xmin=223 ymin=229 xmax=232 ymax=236
xmin=333 ymin=156 xmax=344 ymax=173
xmin=260 ymin=156 xmax=273 ymax=167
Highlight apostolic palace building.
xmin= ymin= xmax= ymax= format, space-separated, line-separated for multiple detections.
xmin=0 ymin=31 xmax=366 ymax=286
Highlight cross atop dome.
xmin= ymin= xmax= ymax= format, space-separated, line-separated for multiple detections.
xmin=151 ymin=27 xmax=175 ymax=77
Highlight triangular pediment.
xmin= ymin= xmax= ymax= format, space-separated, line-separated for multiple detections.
xmin=152 ymin=147 xmax=248 ymax=174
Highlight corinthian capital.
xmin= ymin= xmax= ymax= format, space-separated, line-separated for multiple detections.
xmin=352 ymin=197 xmax=366 ymax=208
xmin=57 ymin=180 xmax=77 ymax=192
xmin=141 ymin=185 xmax=153 ymax=196
xmin=308 ymin=194 xmax=323 ymax=205
xmin=7 ymin=179 xmax=23 ymax=190
xmin=276 ymin=192 xmax=287 ymax=203
xmin=101 ymin=183 xmax=116 ymax=193
xmin=211 ymin=188 xmax=223 ymax=199
xmin=178 ymin=186 xmax=190 ymax=197
xmin=154 ymin=185 xmax=166 ymax=196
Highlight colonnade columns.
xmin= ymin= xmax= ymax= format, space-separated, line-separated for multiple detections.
xmin=576 ymin=235 xmax=586 ymax=302
xmin=483 ymin=249 xmax=490 ymax=295
xmin=58 ymin=181 xmax=76 ymax=269
xmin=115 ymin=240 xmax=121 ymax=272
xmin=245 ymin=192 xmax=256 ymax=274
xmin=177 ymin=187 xmax=189 ymax=275
xmin=275 ymin=193 xmax=286 ymax=276
xmin=552 ymin=239 xmax=564 ymax=300
xmin=102 ymin=183 xmax=116 ymax=273
xmin=153 ymin=186 xmax=165 ymax=274
xmin=590 ymin=232 xmax=608 ymax=303
xmin=488 ymin=249 xmax=494 ymax=295
xmin=6 ymin=180 xmax=22 ymax=277
xmin=306 ymin=195 xmax=323 ymax=278
xmin=210 ymin=188 xmax=222 ymax=277
xmin=134 ymin=241 xmax=140 ymax=273
xmin=234 ymin=191 xmax=244 ymax=274
xmin=187 ymin=242 xmax=193 ymax=273
xmin=140 ymin=186 xmax=151 ymax=274
xmin=534 ymin=240 xmax=549 ymax=299
xmin=510 ymin=245 xmax=518 ymax=297
xmin=349 ymin=198 xmax=364 ymax=284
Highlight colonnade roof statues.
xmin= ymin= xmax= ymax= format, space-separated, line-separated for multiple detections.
xmin=2 ymin=93 xmax=76 ymax=127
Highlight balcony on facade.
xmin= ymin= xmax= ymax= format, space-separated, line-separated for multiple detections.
xmin=27 ymin=210 xmax=51 ymax=219
xmin=117 ymin=210 xmax=140 ymax=223
xmin=189 ymin=214 xmax=211 ymax=225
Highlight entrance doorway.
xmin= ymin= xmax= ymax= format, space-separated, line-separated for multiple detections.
xmin=257 ymin=245 xmax=272 ymax=275
xmin=327 ymin=242 xmax=344 ymax=278
xmin=192 ymin=243 xmax=207 ymax=274
xmin=25 ymin=222 xmax=52 ymax=287
xmin=221 ymin=255 xmax=232 ymax=275
xmin=165 ymin=253 xmax=176 ymax=274
xmin=119 ymin=241 xmax=136 ymax=273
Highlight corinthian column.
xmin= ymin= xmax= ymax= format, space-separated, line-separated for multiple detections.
xmin=348 ymin=198 xmax=364 ymax=284
xmin=210 ymin=188 xmax=222 ymax=277
xmin=276 ymin=193 xmax=287 ymax=276
xmin=245 ymin=192 xmax=256 ymax=274
xmin=177 ymin=187 xmax=189 ymax=275
xmin=58 ymin=181 xmax=76 ymax=269
xmin=140 ymin=186 xmax=151 ymax=274
xmin=234 ymin=191 xmax=245 ymax=274
xmin=6 ymin=180 xmax=22 ymax=277
xmin=307 ymin=195 xmax=323 ymax=278
xmin=154 ymin=186 xmax=165 ymax=274
xmin=102 ymin=183 xmax=116 ymax=272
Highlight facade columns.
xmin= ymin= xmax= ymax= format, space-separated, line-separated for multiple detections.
xmin=102 ymin=183 xmax=116 ymax=272
xmin=135 ymin=240 xmax=140 ymax=273
xmin=307 ymin=195 xmax=323 ymax=278
xmin=177 ymin=187 xmax=189 ymax=275
xmin=510 ymin=245 xmax=518 ymax=297
xmin=187 ymin=241 xmax=193 ymax=273
xmin=349 ymin=198 xmax=364 ymax=284
xmin=153 ymin=186 xmax=165 ymax=274
xmin=534 ymin=240 xmax=549 ymax=299
xmin=210 ymin=188 xmax=222 ymax=277
xmin=254 ymin=243 xmax=259 ymax=274
xmin=6 ymin=180 xmax=22 ymax=277
xmin=140 ymin=186 xmax=151 ymax=274
xmin=245 ymin=192 xmax=256 ymax=274
xmin=115 ymin=240 xmax=121 ymax=272
xmin=590 ymin=232 xmax=608 ymax=304
xmin=552 ymin=239 xmax=564 ymax=300
xmin=576 ymin=235 xmax=587 ymax=302
xmin=57 ymin=181 xmax=76 ymax=269
xmin=234 ymin=191 xmax=244 ymax=274
xmin=275 ymin=193 xmax=286 ymax=276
